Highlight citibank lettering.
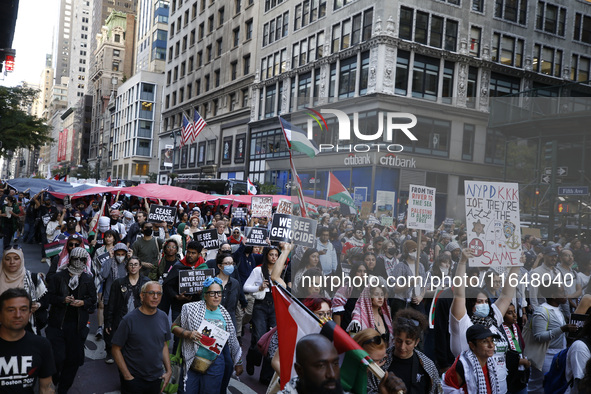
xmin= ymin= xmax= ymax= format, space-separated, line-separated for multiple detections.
xmin=311 ymin=110 xmax=417 ymax=153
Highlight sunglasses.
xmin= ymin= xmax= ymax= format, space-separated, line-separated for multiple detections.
xmin=397 ymin=317 xmax=420 ymax=327
xmin=68 ymin=242 xmax=81 ymax=248
xmin=70 ymin=257 xmax=86 ymax=262
xmin=362 ymin=335 xmax=383 ymax=347
xmin=5 ymin=245 xmax=22 ymax=251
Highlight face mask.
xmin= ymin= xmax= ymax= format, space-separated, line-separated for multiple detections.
xmin=115 ymin=255 xmax=126 ymax=263
xmin=99 ymin=226 xmax=109 ymax=232
xmin=132 ymin=211 xmax=137 ymax=215
xmin=223 ymin=265 xmax=235 ymax=275
xmin=143 ymin=229 xmax=153 ymax=237
xmin=387 ymin=247 xmax=397 ymax=256
xmin=75 ymin=217 xmax=81 ymax=222
xmin=474 ymin=303 xmax=490 ymax=318
xmin=110 ymin=218 xmax=118 ymax=225
xmin=440 ymin=267 xmax=449 ymax=275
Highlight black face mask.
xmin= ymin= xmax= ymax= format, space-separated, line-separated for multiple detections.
xmin=110 ymin=218 xmax=118 ymax=225
xmin=387 ymin=247 xmax=397 ymax=256
xmin=143 ymin=228 xmax=153 ymax=237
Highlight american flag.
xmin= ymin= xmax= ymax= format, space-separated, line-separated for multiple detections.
xmin=180 ymin=113 xmax=194 ymax=148
xmin=191 ymin=110 xmax=207 ymax=144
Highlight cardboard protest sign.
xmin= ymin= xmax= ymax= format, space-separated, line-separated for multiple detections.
xmin=193 ymin=229 xmax=221 ymax=250
xmin=360 ymin=202 xmax=373 ymax=220
xmin=148 ymin=204 xmax=177 ymax=225
xmin=381 ymin=216 xmax=394 ymax=227
xmin=178 ymin=268 xmax=216 ymax=294
xmin=245 ymin=227 xmax=269 ymax=246
xmin=407 ymin=185 xmax=436 ymax=231
xmin=464 ymin=181 xmax=522 ymax=267
xmin=232 ymin=207 xmax=247 ymax=218
xmin=251 ymin=196 xmax=273 ymax=218
xmin=269 ymin=214 xmax=292 ymax=243
xmin=276 ymin=199 xmax=293 ymax=215
xmin=63 ymin=195 xmax=72 ymax=209
xmin=197 ymin=318 xmax=230 ymax=355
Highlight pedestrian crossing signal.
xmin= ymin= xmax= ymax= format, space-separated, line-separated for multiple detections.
xmin=557 ymin=203 xmax=569 ymax=213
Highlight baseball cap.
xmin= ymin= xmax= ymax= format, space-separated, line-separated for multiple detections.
xmin=543 ymin=245 xmax=558 ymax=256
xmin=466 ymin=324 xmax=500 ymax=343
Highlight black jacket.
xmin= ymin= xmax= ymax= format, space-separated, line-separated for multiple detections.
xmin=105 ymin=275 xmax=150 ymax=331
xmin=47 ymin=270 xmax=97 ymax=331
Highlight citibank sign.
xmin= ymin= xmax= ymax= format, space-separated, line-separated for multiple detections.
xmin=343 ymin=153 xmax=417 ymax=168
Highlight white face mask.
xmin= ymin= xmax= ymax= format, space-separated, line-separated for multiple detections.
xmin=440 ymin=267 xmax=449 ymax=275
xmin=115 ymin=255 xmax=126 ymax=263
xmin=75 ymin=217 xmax=81 ymax=222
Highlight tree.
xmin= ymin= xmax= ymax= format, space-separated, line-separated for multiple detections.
xmin=256 ymin=181 xmax=278 ymax=195
xmin=0 ymin=86 xmax=52 ymax=156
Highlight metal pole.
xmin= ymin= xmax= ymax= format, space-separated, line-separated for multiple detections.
xmin=548 ymin=140 xmax=558 ymax=242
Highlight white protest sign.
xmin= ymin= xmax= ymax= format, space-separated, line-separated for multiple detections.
xmin=464 ymin=181 xmax=522 ymax=267
xmin=407 ymin=184 xmax=435 ymax=231
xmin=197 ymin=318 xmax=230 ymax=355
xmin=251 ymin=196 xmax=273 ymax=218
xmin=276 ymin=199 xmax=293 ymax=215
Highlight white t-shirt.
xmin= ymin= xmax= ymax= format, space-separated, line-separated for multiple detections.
xmin=565 ymin=340 xmax=591 ymax=394
xmin=449 ymin=303 xmax=508 ymax=393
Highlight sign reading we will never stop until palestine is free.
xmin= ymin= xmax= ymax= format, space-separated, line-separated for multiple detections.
xmin=464 ymin=181 xmax=522 ymax=267
xmin=407 ymin=185 xmax=435 ymax=231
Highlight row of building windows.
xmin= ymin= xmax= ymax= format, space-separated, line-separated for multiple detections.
xmin=263 ymin=12 xmax=289 ymax=47
xmin=166 ymin=51 xmax=251 ymax=87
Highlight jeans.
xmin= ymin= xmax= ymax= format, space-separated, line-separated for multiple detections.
xmin=23 ymin=222 xmax=35 ymax=243
xmin=184 ymin=345 xmax=229 ymax=394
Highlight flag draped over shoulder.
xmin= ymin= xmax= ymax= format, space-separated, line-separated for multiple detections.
xmin=327 ymin=172 xmax=356 ymax=210
xmin=272 ymin=284 xmax=373 ymax=393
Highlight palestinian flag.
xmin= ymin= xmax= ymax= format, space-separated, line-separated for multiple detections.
xmin=279 ymin=116 xmax=319 ymax=158
xmin=44 ymin=238 xmax=91 ymax=258
xmin=327 ymin=172 xmax=356 ymax=211
xmin=272 ymin=284 xmax=374 ymax=393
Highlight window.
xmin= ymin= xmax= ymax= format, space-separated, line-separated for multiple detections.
xmin=153 ymin=29 xmax=167 ymax=42
xmin=338 ymin=55 xmax=357 ymax=98
xmin=571 ymin=54 xmax=590 ymax=82
xmin=442 ymin=61 xmax=454 ymax=103
xmin=243 ymin=54 xmax=251 ymax=74
xmin=245 ymin=19 xmax=253 ymax=40
xmin=341 ymin=20 xmax=352 ymax=49
xmin=533 ymin=44 xmax=562 ymax=77
xmin=190 ymin=29 xmax=195 ymax=45
xmin=205 ymin=74 xmax=210 ymax=91
xmin=216 ymin=38 xmax=222 ymax=56
xmin=208 ymin=16 xmax=214 ymax=33
xmin=214 ymin=69 xmax=220 ymax=87
xmin=206 ymin=45 xmax=212 ymax=62
xmin=192 ymin=2 xmax=197 ymax=18
xmin=407 ymin=116 xmax=450 ymax=157
xmin=469 ymin=26 xmax=481 ymax=57
xmin=395 ymin=50 xmax=410 ymax=96
xmin=435 ymin=0 xmax=460 ymax=4
xmin=230 ymin=93 xmax=237 ymax=111
xmin=574 ymin=13 xmax=591 ymax=45
xmin=466 ymin=66 xmax=478 ymax=108
xmin=233 ymin=28 xmax=240 ymax=47
xmin=264 ymin=0 xmax=285 ymax=12
xmin=264 ymin=85 xmax=277 ymax=118
xmin=297 ymin=71 xmax=312 ymax=108
xmin=489 ymin=72 xmax=520 ymax=97
xmin=263 ymin=12 xmax=289 ymax=46
xmin=485 ymin=128 xmax=505 ymax=164
xmin=181 ymin=61 xmax=186 ymax=76
xmin=334 ymin=0 xmax=355 ymax=11
xmin=197 ymin=51 xmax=202 ymax=66
xmin=235 ymin=0 xmax=241 ymax=13
xmin=462 ymin=124 xmax=475 ymax=161
xmin=242 ymin=88 xmax=249 ymax=107
xmin=494 ymin=0 xmax=527 ymax=25
xmin=199 ymin=22 xmax=204 ymax=39
xmin=182 ymin=36 xmax=187 ymax=52
xmin=331 ymin=24 xmax=340 ymax=53
xmin=359 ymin=51 xmax=370 ymax=95
xmin=231 ymin=61 xmax=238 ymax=80
xmin=412 ymin=54 xmax=439 ymax=101
xmin=218 ymin=7 xmax=224 ymax=26
xmin=113 ymin=49 xmax=121 ymax=57
xmin=491 ymin=33 xmax=524 ymax=68
xmin=206 ymin=140 xmax=216 ymax=164
xmin=187 ymin=83 xmax=192 ymax=99
xmin=398 ymin=7 xmax=457 ymax=51
xmin=112 ymin=61 xmax=119 ymax=71
xmin=536 ymin=2 xmax=566 ymax=36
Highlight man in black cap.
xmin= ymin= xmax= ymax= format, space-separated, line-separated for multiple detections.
xmin=442 ymin=325 xmax=500 ymax=393
xmin=529 ymin=244 xmax=559 ymax=309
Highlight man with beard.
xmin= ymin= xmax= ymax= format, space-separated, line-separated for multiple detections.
xmin=279 ymin=334 xmax=406 ymax=394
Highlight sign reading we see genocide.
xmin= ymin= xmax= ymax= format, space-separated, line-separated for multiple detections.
xmin=148 ymin=204 xmax=177 ymax=225
xmin=276 ymin=199 xmax=293 ymax=215
xmin=192 ymin=229 xmax=221 ymax=250
xmin=269 ymin=214 xmax=318 ymax=247
xmin=245 ymin=227 xmax=269 ymax=246
xmin=464 ymin=181 xmax=522 ymax=267
xmin=407 ymin=185 xmax=436 ymax=231
xmin=251 ymin=196 xmax=273 ymax=218
xmin=178 ymin=268 xmax=216 ymax=294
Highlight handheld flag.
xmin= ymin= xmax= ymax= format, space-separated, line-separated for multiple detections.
xmin=328 ymin=172 xmax=356 ymax=213
xmin=247 ymin=179 xmax=257 ymax=195
xmin=278 ymin=116 xmax=319 ymax=158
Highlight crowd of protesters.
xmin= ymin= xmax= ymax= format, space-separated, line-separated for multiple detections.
xmin=2 ymin=183 xmax=591 ymax=394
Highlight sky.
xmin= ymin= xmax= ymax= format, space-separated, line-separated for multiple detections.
xmin=1 ymin=0 xmax=59 ymax=87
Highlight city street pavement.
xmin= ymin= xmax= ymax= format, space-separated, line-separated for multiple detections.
xmin=21 ymin=241 xmax=267 ymax=394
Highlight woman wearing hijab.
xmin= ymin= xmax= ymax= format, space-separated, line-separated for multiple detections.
xmin=0 ymin=246 xmax=47 ymax=334
xmin=46 ymin=247 xmax=97 ymax=394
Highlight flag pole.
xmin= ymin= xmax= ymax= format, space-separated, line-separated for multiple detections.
xmin=273 ymin=282 xmax=386 ymax=380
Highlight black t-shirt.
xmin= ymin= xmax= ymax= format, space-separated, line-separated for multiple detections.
xmin=0 ymin=332 xmax=56 ymax=393
xmin=389 ymin=353 xmax=429 ymax=394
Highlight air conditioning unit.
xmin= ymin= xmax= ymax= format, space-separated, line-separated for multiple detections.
xmin=201 ymin=165 xmax=217 ymax=173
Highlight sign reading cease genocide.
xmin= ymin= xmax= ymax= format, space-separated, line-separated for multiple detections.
xmin=269 ymin=214 xmax=318 ymax=248
xmin=192 ymin=229 xmax=221 ymax=250
xmin=148 ymin=204 xmax=177 ymax=225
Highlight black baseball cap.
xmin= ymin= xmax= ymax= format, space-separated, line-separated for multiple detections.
xmin=466 ymin=324 xmax=500 ymax=343
xmin=543 ymin=245 xmax=558 ymax=256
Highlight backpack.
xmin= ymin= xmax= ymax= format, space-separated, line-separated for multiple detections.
xmin=543 ymin=337 xmax=591 ymax=394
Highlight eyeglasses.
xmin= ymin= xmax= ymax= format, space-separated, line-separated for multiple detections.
xmin=128 ymin=263 xmax=140 ymax=267
xmin=362 ymin=335 xmax=383 ymax=347
xmin=397 ymin=317 xmax=420 ymax=327
xmin=143 ymin=291 xmax=163 ymax=297
xmin=205 ymin=291 xmax=222 ymax=297
xmin=70 ymin=257 xmax=86 ymax=262
xmin=68 ymin=243 xmax=81 ymax=248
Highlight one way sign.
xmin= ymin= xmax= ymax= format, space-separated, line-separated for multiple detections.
xmin=544 ymin=167 xmax=568 ymax=177
xmin=542 ymin=175 xmax=562 ymax=184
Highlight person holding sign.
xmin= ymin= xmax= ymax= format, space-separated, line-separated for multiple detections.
xmin=171 ymin=277 xmax=243 ymax=394
xmin=450 ymin=248 xmax=520 ymax=394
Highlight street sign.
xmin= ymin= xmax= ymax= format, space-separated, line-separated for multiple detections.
xmin=544 ymin=167 xmax=568 ymax=176
xmin=558 ymin=186 xmax=589 ymax=196
xmin=541 ymin=175 xmax=561 ymax=184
